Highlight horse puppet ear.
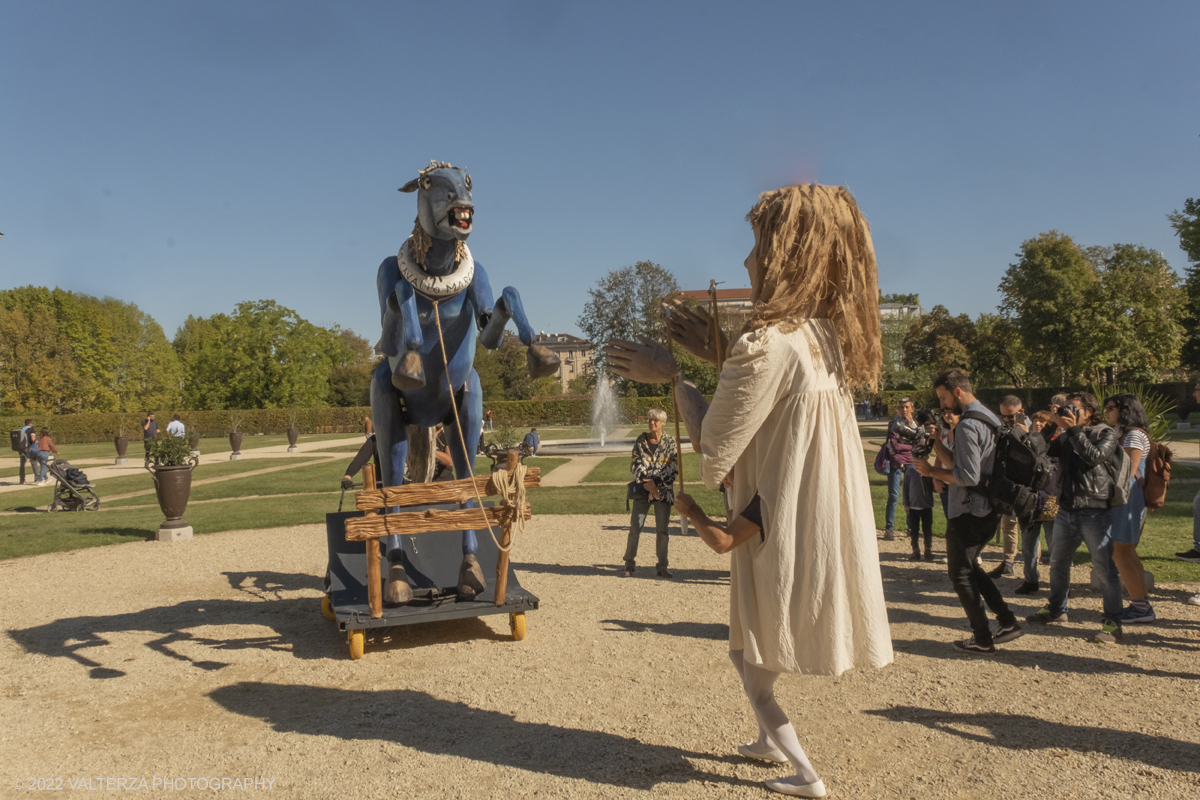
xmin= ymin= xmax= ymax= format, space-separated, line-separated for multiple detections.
xmin=399 ymin=179 xmax=420 ymax=193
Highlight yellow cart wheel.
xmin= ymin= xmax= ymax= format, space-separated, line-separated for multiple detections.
xmin=348 ymin=629 xmax=365 ymax=660
xmin=321 ymin=595 xmax=335 ymax=621
xmin=509 ymin=612 xmax=526 ymax=641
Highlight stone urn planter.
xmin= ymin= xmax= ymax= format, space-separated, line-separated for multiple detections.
xmin=229 ymin=432 xmax=243 ymax=461
xmin=114 ymin=435 xmax=129 ymax=465
xmin=286 ymin=427 xmax=300 ymax=453
xmin=145 ymin=437 xmax=198 ymax=542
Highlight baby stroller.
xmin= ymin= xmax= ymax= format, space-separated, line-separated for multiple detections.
xmin=47 ymin=460 xmax=100 ymax=512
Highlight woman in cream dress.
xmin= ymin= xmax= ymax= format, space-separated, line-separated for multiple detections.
xmin=605 ymin=184 xmax=892 ymax=798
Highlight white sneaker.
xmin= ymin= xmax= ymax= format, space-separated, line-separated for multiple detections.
xmin=764 ymin=777 xmax=827 ymax=798
xmin=1187 ymin=593 xmax=1200 ymax=607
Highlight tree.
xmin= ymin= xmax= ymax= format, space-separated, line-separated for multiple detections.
xmin=0 ymin=286 xmax=180 ymax=414
xmin=577 ymin=261 xmax=679 ymax=396
xmin=972 ymin=314 xmax=1030 ymax=388
xmin=327 ymin=329 xmax=377 ymax=406
xmin=174 ymin=300 xmax=349 ymax=409
xmin=880 ymin=292 xmax=920 ymax=306
xmin=1169 ymin=199 xmax=1200 ymax=371
xmin=473 ymin=332 xmax=538 ymax=400
xmin=1087 ymin=244 xmax=1186 ymax=383
xmin=999 ymin=231 xmax=1106 ymax=386
xmin=901 ymin=305 xmax=975 ymax=376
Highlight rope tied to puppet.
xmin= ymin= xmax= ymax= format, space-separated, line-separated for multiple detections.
xmin=492 ymin=462 xmax=528 ymax=539
xmin=431 ymin=300 xmax=514 ymax=554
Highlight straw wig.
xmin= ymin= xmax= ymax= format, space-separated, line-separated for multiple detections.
xmin=745 ymin=184 xmax=882 ymax=391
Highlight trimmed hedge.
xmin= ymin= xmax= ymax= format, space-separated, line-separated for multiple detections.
xmin=1 ymin=407 xmax=373 ymax=445
xmin=7 ymin=382 xmax=1192 ymax=445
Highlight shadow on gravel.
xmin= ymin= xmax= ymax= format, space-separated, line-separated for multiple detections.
xmin=7 ymin=571 xmax=345 ymax=677
xmin=209 ymin=682 xmax=757 ymax=791
xmin=601 ymin=619 xmax=728 ymax=640
xmin=517 ymin=560 xmax=729 ymax=585
xmin=867 ymin=706 xmax=1200 ymax=773
xmin=890 ymin=636 xmax=1200 ymax=681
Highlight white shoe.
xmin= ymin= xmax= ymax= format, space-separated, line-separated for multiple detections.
xmin=1187 ymin=593 xmax=1200 ymax=607
xmin=738 ymin=742 xmax=789 ymax=763
xmin=764 ymin=777 xmax=827 ymax=797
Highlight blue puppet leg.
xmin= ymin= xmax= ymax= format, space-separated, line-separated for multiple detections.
xmin=371 ymin=359 xmax=410 ymax=562
xmin=478 ymin=286 xmax=536 ymax=348
xmin=446 ymin=369 xmax=484 ymax=556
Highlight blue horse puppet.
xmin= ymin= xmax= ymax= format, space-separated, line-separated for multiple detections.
xmin=372 ymin=160 xmax=559 ymax=604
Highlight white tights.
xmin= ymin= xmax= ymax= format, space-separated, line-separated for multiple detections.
xmin=729 ymin=650 xmax=820 ymax=786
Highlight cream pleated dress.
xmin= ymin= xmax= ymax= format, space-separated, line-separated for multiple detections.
xmin=700 ymin=319 xmax=893 ymax=676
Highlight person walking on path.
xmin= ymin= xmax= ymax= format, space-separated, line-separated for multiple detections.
xmin=622 ymin=409 xmax=678 ymax=579
xmin=33 ymin=427 xmax=59 ymax=485
xmin=608 ymin=183 xmax=893 ymax=798
xmin=166 ymin=414 xmax=185 ymax=437
xmin=883 ymin=398 xmax=921 ymax=541
xmin=1027 ymin=392 xmax=1124 ymax=644
xmin=914 ymin=369 xmax=1023 ymax=654
xmin=142 ymin=412 xmax=157 ymax=456
xmin=1015 ymin=411 xmax=1059 ymax=595
xmin=987 ymin=395 xmax=1027 ymax=578
xmin=17 ymin=419 xmax=38 ymax=485
xmin=903 ymin=459 xmax=934 ymax=561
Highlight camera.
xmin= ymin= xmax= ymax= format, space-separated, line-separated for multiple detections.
xmin=1057 ymin=405 xmax=1077 ymax=422
xmin=894 ymin=412 xmax=935 ymax=460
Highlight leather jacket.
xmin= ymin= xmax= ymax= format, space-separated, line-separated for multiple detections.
xmin=1048 ymin=424 xmax=1118 ymax=510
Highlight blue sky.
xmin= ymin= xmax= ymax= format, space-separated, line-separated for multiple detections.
xmin=1 ymin=1 xmax=1196 ymax=343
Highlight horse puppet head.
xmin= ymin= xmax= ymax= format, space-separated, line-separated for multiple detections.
xmin=400 ymin=161 xmax=474 ymax=242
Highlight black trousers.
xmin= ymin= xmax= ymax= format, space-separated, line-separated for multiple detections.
xmin=906 ymin=508 xmax=933 ymax=552
xmin=945 ymin=511 xmax=1015 ymax=646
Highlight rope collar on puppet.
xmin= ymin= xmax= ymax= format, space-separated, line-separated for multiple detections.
xmin=431 ymin=299 xmax=516 ymax=554
xmin=398 ymin=238 xmax=475 ymax=300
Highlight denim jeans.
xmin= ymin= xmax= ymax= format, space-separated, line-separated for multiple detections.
xmin=945 ymin=511 xmax=1015 ymax=647
xmin=1021 ymin=519 xmax=1053 ymax=584
xmin=625 ymin=499 xmax=671 ymax=570
xmin=35 ymin=451 xmax=50 ymax=482
xmin=884 ymin=466 xmax=903 ymax=530
xmin=1047 ymin=508 xmax=1120 ymax=620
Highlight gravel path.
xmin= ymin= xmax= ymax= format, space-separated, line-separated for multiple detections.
xmin=2 ymin=517 xmax=1199 ymax=798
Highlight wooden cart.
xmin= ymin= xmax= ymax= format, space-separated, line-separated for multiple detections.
xmin=322 ymin=451 xmax=540 ymax=660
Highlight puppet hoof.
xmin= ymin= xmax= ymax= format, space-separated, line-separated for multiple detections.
xmin=457 ymin=554 xmax=486 ymax=600
xmin=527 ymin=344 xmax=561 ymax=379
xmin=391 ymin=351 xmax=426 ymax=390
xmin=384 ymin=564 xmax=414 ymax=605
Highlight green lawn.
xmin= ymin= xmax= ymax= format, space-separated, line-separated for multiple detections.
xmin=0 ymin=458 xmax=326 ymax=512
xmin=526 ymin=482 xmax=728 ymax=518
xmin=581 ymin=452 xmax=704 ymax=483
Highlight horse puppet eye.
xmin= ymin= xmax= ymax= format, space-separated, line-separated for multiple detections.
xmin=419 ymin=176 xmax=432 ymax=190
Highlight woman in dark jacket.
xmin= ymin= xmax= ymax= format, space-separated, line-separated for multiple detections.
xmin=1027 ymin=392 xmax=1123 ymax=644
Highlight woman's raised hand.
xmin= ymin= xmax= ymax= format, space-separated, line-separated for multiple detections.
xmin=663 ymin=299 xmax=726 ymax=364
xmin=602 ymin=338 xmax=678 ymax=384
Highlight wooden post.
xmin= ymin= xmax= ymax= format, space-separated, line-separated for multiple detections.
xmin=363 ymin=463 xmax=382 ymax=619
xmin=494 ymin=449 xmax=518 ymax=606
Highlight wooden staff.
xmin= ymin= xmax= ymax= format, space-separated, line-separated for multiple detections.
xmin=709 ymin=279 xmax=724 ymax=374
xmin=494 ymin=449 xmax=518 ymax=606
xmin=362 ymin=463 xmax=382 ymax=619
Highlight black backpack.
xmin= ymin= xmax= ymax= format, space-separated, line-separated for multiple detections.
xmin=10 ymin=428 xmax=30 ymax=454
xmin=960 ymin=410 xmax=1052 ymax=519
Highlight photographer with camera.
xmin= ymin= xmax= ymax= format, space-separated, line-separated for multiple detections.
xmin=1026 ymin=392 xmax=1124 ymax=644
xmin=914 ymin=369 xmax=1023 ymax=654
xmin=985 ymin=396 xmax=1029 ymax=579
xmin=883 ymin=398 xmax=924 ymax=541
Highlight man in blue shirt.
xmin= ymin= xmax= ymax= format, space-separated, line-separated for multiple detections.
xmin=915 ymin=369 xmax=1023 ymax=654
xmin=19 ymin=418 xmax=39 ymax=485
xmin=522 ymin=427 xmax=540 ymax=454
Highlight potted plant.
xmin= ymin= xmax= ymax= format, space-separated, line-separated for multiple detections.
xmin=145 ymin=433 xmax=198 ymax=540
xmin=227 ymin=410 xmax=245 ymax=461
xmin=286 ymin=407 xmax=300 ymax=452
xmin=113 ymin=413 xmax=130 ymax=465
